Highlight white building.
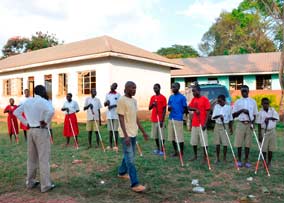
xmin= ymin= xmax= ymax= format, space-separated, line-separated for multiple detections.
xmin=0 ymin=36 xmax=182 ymax=122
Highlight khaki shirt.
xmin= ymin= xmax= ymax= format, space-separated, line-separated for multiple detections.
xmin=117 ymin=96 xmax=138 ymax=137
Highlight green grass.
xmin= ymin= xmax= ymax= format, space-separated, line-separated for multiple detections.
xmin=0 ymin=121 xmax=283 ymax=203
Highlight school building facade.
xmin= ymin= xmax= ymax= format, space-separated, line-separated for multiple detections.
xmin=171 ymin=52 xmax=281 ymax=101
xmin=0 ymin=35 xmax=182 ymax=122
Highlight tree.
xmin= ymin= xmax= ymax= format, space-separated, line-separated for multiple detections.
xmin=199 ymin=9 xmax=276 ymax=56
xmin=27 ymin=31 xmax=61 ymax=51
xmin=2 ymin=36 xmax=29 ymax=58
xmin=239 ymin=0 xmax=284 ymax=119
xmin=1 ymin=31 xmax=62 ymax=58
xmin=156 ymin=45 xmax=199 ymax=59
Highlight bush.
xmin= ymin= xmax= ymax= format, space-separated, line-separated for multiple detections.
xmin=232 ymin=94 xmax=279 ymax=111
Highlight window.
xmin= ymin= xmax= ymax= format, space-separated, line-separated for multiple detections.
xmin=78 ymin=71 xmax=96 ymax=95
xmin=3 ymin=78 xmax=23 ymax=96
xmin=208 ymin=77 xmax=218 ymax=81
xmin=58 ymin=73 xmax=68 ymax=96
xmin=185 ymin=77 xmax=197 ymax=87
xmin=28 ymin=76 xmax=34 ymax=96
xmin=256 ymin=75 xmax=271 ymax=90
xmin=45 ymin=75 xmax=52 ymax=100
xmin=229 ymin=76 xmax=243 ymax=90
xmin=3 ymin=79 xmax=11 ymax=96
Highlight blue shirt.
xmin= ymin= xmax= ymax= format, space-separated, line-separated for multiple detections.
xmin=168 ymin=93 xmax=187 ymax=121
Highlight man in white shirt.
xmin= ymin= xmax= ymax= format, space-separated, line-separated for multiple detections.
xmin=84 ymin=89 xmax=102 ymax=148
xmin=61 ymin=93 xmax=80 ymax=147
xmin=104 ymin=83 xmax=120 ymax=150
xmin=212 ymin=94 xmax=233 ymax=163
xmin=232 ymin=85 xmax=258 ymax=168
xmin=256 ymin=97 xmax=279 ymax=168
xmin=14 ymin=85 xmax=55 ymax=193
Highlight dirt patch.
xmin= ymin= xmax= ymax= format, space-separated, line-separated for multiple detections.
xmin=0 ymin=192 xmax=78 ymax=203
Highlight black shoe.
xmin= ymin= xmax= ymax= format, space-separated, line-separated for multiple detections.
xmin=27 ymin=181 xmax=40 ymax=189
xmin=42 ymin=184 xmax=56 ymax=193
xmin=170 ymin=153 xmax=178 ymax=157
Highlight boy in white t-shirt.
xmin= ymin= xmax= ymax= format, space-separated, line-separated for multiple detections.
xmin=84 ymin=89 xmax=102 ymax=148
xmin=212 ymin=94 xmax=233 ymax=163
xmin=104 ymin=83 xmax=120 ymax=150
xmin=256 ymin=97 xmax=279 ymax=168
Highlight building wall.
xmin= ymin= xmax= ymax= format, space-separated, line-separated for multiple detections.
xmin=243 ymin=75 xmax=256 ymax=90
xmin=272 ymin=74 xmax=281 ymax=90
xmin=217 ymin=76 xmax=229 ymax=89
xmin=0 ymin=57 xmax=171 ymax=122
xmin=110 ymin=58 xmax=171 ymax=110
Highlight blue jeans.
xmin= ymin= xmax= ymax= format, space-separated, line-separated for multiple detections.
xmin=118 ymin=137 xmax=139 ymax=187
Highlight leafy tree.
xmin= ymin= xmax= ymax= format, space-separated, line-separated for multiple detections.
xmin=156 ymin=45 xmax=199 ymax=59
xmin=239 ymin=0 xmax=284 ymax=119
xmin=199 ymin=9 xmax=276 ymax=56
xmin=1 ymin=31 xmax=62 ymax=58
xmin=27 ymin=31 xmax=61 ymax=51
xmin=2 ymin=36 xmax=30 ymax=58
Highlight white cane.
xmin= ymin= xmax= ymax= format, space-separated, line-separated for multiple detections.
xmin=11 ymin=119 xmax=19 ymax=144
xmin=94 ymin=119 xmax=106 ymax=152
xmin=68 ymin=114 xmax=79 ymax=150
xmin=255 ymin=122 xmax=268 ymax=174
xmin=171 ymin=119 xmax=184 ymax=167
xmin=248 ymin=116 xmax=270 ymax=176
xmin=198 ymin=116 xmax=211 ymax=170
xmin=221 ymin=120 xmax=239 ymax=171
xmin=155 ymin=100 xmax=166 ymax=160
xmin=47 ymin=127 xmax=54 ymax=144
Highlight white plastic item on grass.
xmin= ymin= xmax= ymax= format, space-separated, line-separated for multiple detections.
xmin=191 ymin=179 xmax=199 ymax=186
xmin=192 ymin=186 xmax=205 ymax=193
xmin=246 ymin=177 xmax=253 ymax=181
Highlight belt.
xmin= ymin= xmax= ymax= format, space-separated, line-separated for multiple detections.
xmin=240 ymin=121 xmax=250 ymax=124
xmin=30 ymin=126 xmax=47 ymax=129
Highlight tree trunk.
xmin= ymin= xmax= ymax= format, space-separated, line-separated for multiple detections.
xmin=279 ymin=17 xmax=284 ymax=122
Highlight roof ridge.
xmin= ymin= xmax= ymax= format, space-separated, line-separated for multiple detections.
xmin=102 ymin=35 xmax=113 ymax=51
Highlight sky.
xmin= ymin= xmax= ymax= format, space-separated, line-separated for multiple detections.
xmin=0 ymin=0 xmax=243 ymax=55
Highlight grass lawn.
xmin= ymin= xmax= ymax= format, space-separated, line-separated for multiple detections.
xmin=0 ymin=121 xmax=283 ymax=203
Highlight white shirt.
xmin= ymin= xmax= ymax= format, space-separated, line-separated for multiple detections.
xmin=13 ymin=95 xmax=54 ymax=127
xmin=47 ymin=100 xmax=54 ymax=128
xmin=212 ymin=104 xmax=233 ymax=124
xmin=232 ymin=97 xmax=258 ymax=121
xmin=256 ymin=107 xmax=279 ymax=130
xmin=19 ymin=96 xmax=31 ymax=105
xmin=84 ymin=97 xmax=102 ymax=120
xmin=105 ymin=92 xmax=120 ymax=119
xmin=62 ymin=100 xmax=80 ymax=115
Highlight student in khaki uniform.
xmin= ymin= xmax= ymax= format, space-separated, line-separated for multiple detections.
xmin=232 ymin=85 xmax=258 ymax=168
xmin=14 ymin=85 xmax=55 ymax=193
xmin=149 ymin=83 xmax=167 ymax=155
xmin=104 ymin=83 xmax=120 ymax=150
xmin=84 ymin=89 xmax=102 ymax=148
xmin=117 ymin=81 xmax=149 ymax=193
xmin=188 ymin=85 xmax=211 ymax=162
xmin=256 ymin=98 xmax=279 ymax=168
xmin=212 ymin=94 xmax=233 ymax=163
xmin=168 ymin=82 xmax=188 ymax=157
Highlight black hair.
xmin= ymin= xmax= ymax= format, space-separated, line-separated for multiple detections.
xmin=217 ymin=94 xmax=226 ymax=101
xmin=154 ymin=83 xmax=161 ymax=89
xmin=241 ymin=85 xmax=249 ymax=90
xmin=34 ymin=85 xmax=47 ymax=98
xmin=67 ymin=93 xmax=72 ymax=97
xmin=192 ymin=84 xmax=201 ymax=92
xmin=261 ymin=97 xmax=270 ymax=104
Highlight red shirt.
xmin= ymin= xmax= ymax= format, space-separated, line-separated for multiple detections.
xmin=189 ymin=96 xmax=210 ymax=127
xmin=149 ymin=94 xmax=167 ymax=122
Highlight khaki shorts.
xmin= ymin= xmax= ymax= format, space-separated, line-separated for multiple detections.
xmin=151 ymin=122 xmax=165 ymax=139
xmin=214 ymin=123 xmax=229 ymax=146
xmin=234 ymin=122 xmax=252 ymax=148
xmin=168 ymin=120 xmax=184 ymax=143
xmin=107 ymin=119 xmax=119 ymax=131
xmin=86 ymin=120 xmax=99 ymax=131
xmin=190 ymin=126 xmax=208 ymax=147
xmin=261 ymin=128 xmax=277 ymax=152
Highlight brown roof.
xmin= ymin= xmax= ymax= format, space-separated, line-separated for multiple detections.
xmin=0 ymin=35 xmax=183 ymax=72
xmin=171 ymin=52 xmax=281 ymax=77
